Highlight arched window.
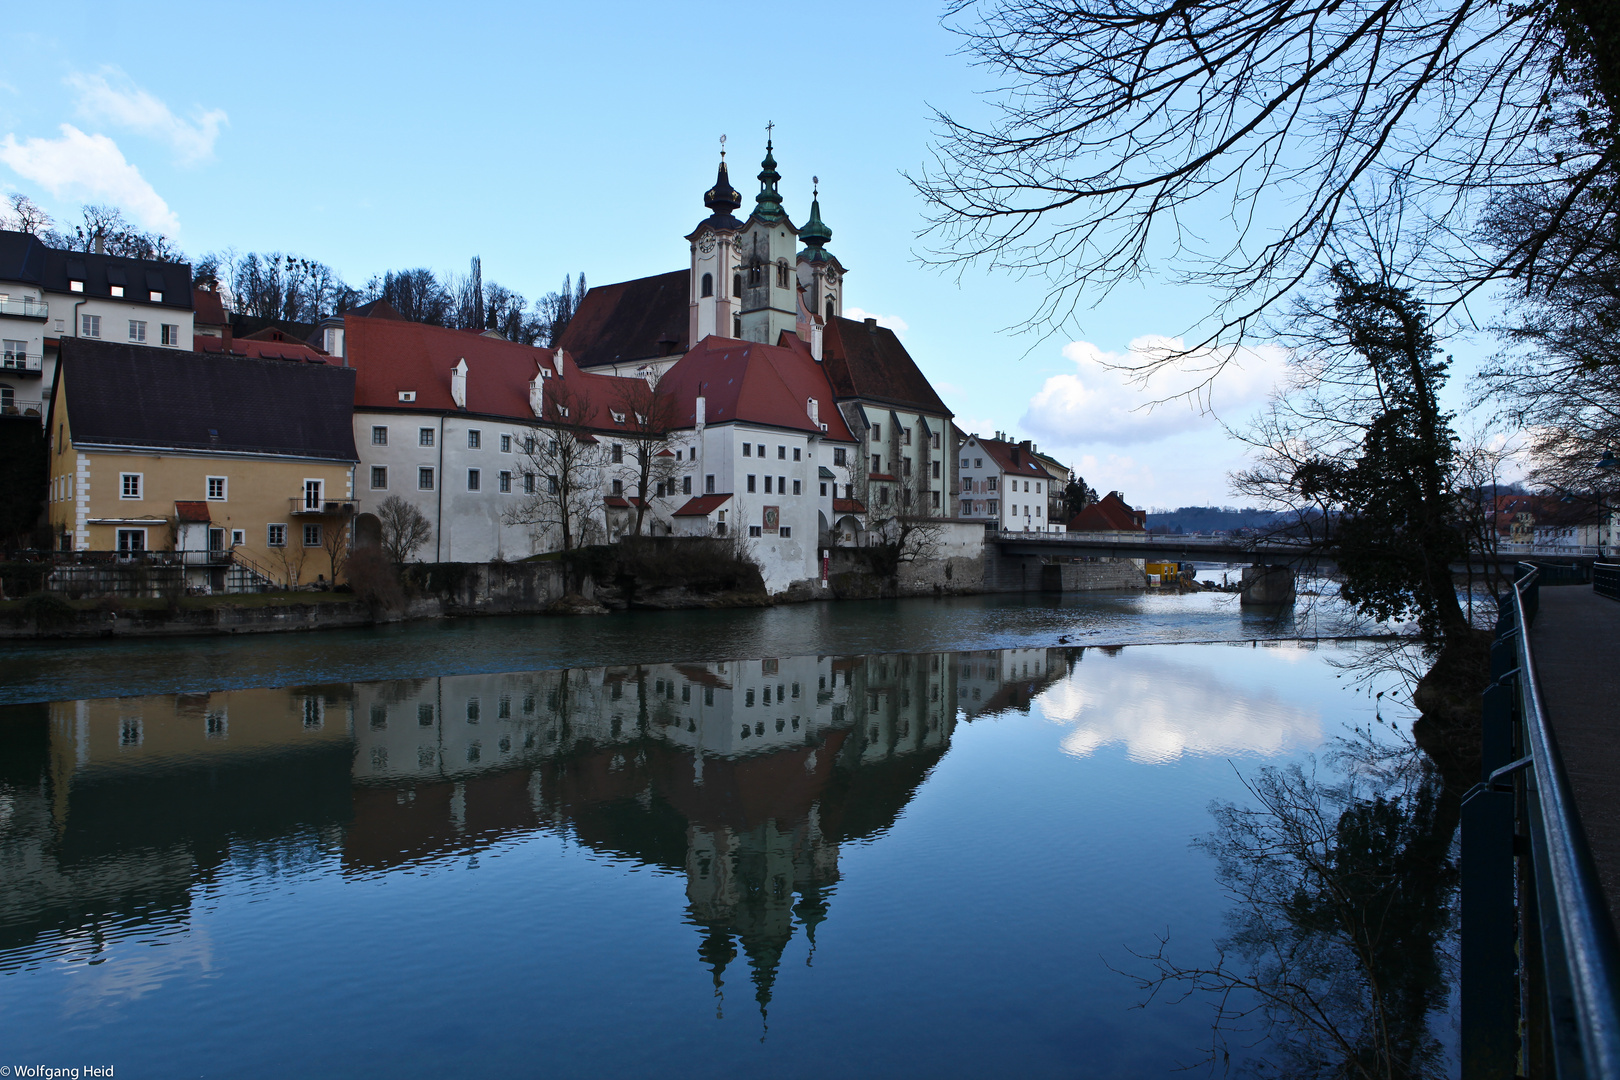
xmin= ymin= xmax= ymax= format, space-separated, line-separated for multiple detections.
xmin=700 ymin=273 xmax=713 ymax=298
xmin=733 ymin=273 xmax=742 ymax=297
xmin=776 ymin=260 xmax=790 ymax=288
xmin=825 ymin=298 xmax=835 ymax=320
xmin=733 ymin=315 xmax=742 ymax=337
xmin=747 ymin=261 xmax=762 ymax=287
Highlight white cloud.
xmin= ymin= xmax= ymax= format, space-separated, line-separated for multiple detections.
xmin=844 ymin=307 xmax=909 ymax=336
xmin=1022 ymin=335 xmax=1289 ymax=446
xmin=1076 ymin=452 xmax=1155 ymax=494
xmin=0 ymin=125 xmax=179 ymax=233
xmin=68 ymin=68 xmax=226 ymax=164
xmin=1036 ymin=647 xmax=1322 ymax=764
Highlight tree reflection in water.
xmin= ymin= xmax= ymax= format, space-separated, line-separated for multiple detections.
xmin=1129 ymin=718 xmax=1463 ymax=1079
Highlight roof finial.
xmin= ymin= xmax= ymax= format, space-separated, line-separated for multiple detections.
xmin=720 ymin=133 xmax=727 ymax=160
xmin=766 ymin=120 xmax=774 ymax=145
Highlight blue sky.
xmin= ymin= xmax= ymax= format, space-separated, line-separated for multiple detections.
xmin=1 ymin=1 xmax=1508 ymax=508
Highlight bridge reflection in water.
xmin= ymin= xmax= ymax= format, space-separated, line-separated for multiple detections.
xmin=12 ymin=649 xmax=1075 ymax=1016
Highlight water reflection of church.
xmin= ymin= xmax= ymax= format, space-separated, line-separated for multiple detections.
xmin=9 ymin=647 xmax=1068 ymax=1012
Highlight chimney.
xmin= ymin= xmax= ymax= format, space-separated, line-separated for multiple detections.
xmin=529 ymin=374 xmax=544 ymax=418
xmin=554 ymin=348 xmax=566 ymax=376
xmin=695 ymin=395 xmax=706 ymax=429
xmin=451 ymin=358 xmax=468 ymax=410
xmin=810 ymin=319 xmax=823 ymax=362
xmin=92 ymin=230 xmax=104 ymax=255
xmin=864 ymin=317 xmax=877 ymax=331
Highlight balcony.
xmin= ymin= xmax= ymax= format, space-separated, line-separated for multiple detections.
xmin=289 ymin=497 xmax=356 ymax=516
xmin=0 ymin=296 xmax=48 ymax=319
xmin=1 ymin=351 xmax=41 ymax=375
xmin=0 ymin=396 xmax=43 ymax=418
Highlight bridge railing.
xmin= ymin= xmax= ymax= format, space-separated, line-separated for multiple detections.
xmin=1596 ymin=561 xmax=1620 ymax=602
xmin=1461 ymin=562 xmax=1620 ymax=1078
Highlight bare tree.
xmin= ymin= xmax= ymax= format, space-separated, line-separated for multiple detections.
xmin=537 ymin=273 xmax=588 ymax=346
xmin=911 ymin=0 xmax=1620 ymax=358
xmin=612 ymin=373 xmax=682 ymax=536
xmin=322 ymin=517 xmax=352 ymax=585
xmin=225 ymin=251 xmax=351 ymax=323
xmin=505 ymin=379 xmax=606 ymax=552
xmin=3 ymin=194 xmax=52 ymax=236
xmin=375 ymin=494 xmax=432 ymax=564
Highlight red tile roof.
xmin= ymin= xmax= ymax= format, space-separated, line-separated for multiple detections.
xmin=820 ymin=316 xmax=951 ymax=417
xmin=174 ymin=500 xmax=211 ymax=523
xmin=1069 ymin=492 xmax=1145 ymax=532
xmin=603 ymin=495 xmax=648 ymax=509
xmin=673 ymin=493 xmax=732 ymax=516
xmin=971 ymin=435 xmax=1049 ymax=480
xmin=655 ymin=335 xmax=856 ymax=441
xmin=557 ymin=270 xmax=689 ymax=368
xmin=192 ymin=288 xmax=227 ymax=327
xmin=344 ymin=315 xmax=637 ymax=426
xmin=195 ymin=335 xmax=329 ymax=363
xmin=832 ymin=498 xmax=866 ymax=514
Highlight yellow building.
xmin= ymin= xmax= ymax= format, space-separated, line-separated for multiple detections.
xmin=47 ymin=338 xmax=358 ymax=589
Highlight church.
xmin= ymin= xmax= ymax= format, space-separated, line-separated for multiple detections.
xmin=555 ymin=136 xmax=960 ymax=591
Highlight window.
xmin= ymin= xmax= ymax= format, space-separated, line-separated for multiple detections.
xmin=701 ymin=272 xmax=713 ymax=297
xmin=975 ymin=458 xmax=983 ymax=468
xmin=524 ymin=434 xmax=535 ymax=453
xmin=500 ymin=434 xmax=511 ymax=453
xmin=776 ymin=260 xmax=790 ymax=288
xmin=1036 ymin=505 xmax=1042 ymax=517
xmin=778 ymin=475 xmax=785 ymax=493
xmin=777 ymin=445 xmax=786 ymax=460
xmin=833 ymin=448 xmax=846 ymax=466
xmin=820 ymin=482 xmax=827 ymax=496
xmin=523 ymin=472 xmax=535 ymax=494
xmin=705 ymin=474 xmax=715 ymax=493
xmin=793 ymin=479 xmax=801 ymax=495
xmin=467 ymin=468 xmax=481 ymax=491
xmin=932 ymin=491 xmax=941 ymax=508
xmin=988 ymin=476 xmax=998 ymax=491
xmin=611 ymin=478 xmax=623 ymax=495
xmin=903 ymin=428 xmax=912 ymax=446
xmin=879 ymin=487 xmax=889 ymax=506
xmin=872 ymin=455 xmax=881 ymax=473
xmin=2 ymin=339 xmax=23 ymax=366
xmin=747 ymin=474 xmax=756 ymax=493
xmin=81 ymin=314 xmax=101 ymax=338
xmin=128 ymin=319 xmax=147 ymax=342
xmin=268 ymin=523 xmax=287 ymax=547
xmin=109 ymin=285 xmax=125 ymax=298
xmin=749 ymin=525 xmax=763 ymax=537
xmin=932 ymin=460 xmax=941 ymax=478
xmin=733 ymin=273 xmax=742 ymax=297
xmin=548 ymin=476 xmax=558 ymax=494
xmin=871 ymin=424 xmax=881 ymax=442
xmin=304 ymin=523 xmax=322 ymax=547
xmin=743 ymin=443 xmax=751 ymax=457
xmin=780 ymin=526 xmax=792 ymax=538
xmin=756 ymin=444 xmax=765 ymax=457
xmin=120 ymin=472 xmax=142 ymax=499
xmin=69 ymin=279 xmax=84 ymax=293
xmin=988 ymin=499 xmax=998 ymax=514
xmin=932 ymin=432 xmax=941 ymax=449
xmin=903 ymin=456 xmax=913 ymax=476
xmin=682 ymin=476 xmax=692 ymax=495
xmin=304 ymin=479 xmax=323 ymax=510
xmin=419 ymin=428 xmax=435 ymax=447
xmin=116 ymin=528 xmax=145 ymax=553
xmin=793 ymin=447 xmax=801 ymax=461
xmin=468 ymin=430 xmax=482 ymax=449
xmin=371 ymin=466 xmax=388 ymax=489
xmin=610 ymin=443 xmax=624 ymax=463
xmin=963 ymin=477 xmax=973 ymax=492
xmin=231 ymin=529 xmax=245 ymax=546
xmin=764 ymin=476 xmax=772 ymax=493
xmin=499 ymin=471 xmax=512 ymax=493
xmin=371 ymin=425 xmax=388 ymax=445
xmin=206 ymin=476 xmax=227 ymax=500
xmin=418 ymin=467 xmax=435 ymax=490
xmin=962 ymin=458 xmax=970 ymax=469
xmin=1036 ymin=482 xmax=1043 ymax=493
xmin=149 ymin=290 xmax=163 ymax=303
xmin=162 ymin=324 xmax=180 ymax=346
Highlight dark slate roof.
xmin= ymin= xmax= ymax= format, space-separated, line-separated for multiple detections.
xmin=558 ymin=270 xmax=689 ymax=368
xmin=61 ymin=338 xmax=357 ymax=461
xmin=0 ymin=230 xmax=192 ymax=310
xmin=820 ymin=316 xmax=951 ymax=417
xmin=228 ymin=312 xmax=320 ymax=345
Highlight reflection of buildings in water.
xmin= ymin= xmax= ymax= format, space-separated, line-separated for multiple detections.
xmin=9 ymin=652 xmax=960 ymax=1014
xmin=954 ymin=647 xmax=1069 ymax=718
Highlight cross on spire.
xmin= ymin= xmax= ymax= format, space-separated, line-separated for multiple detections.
xmin=765 ymin=120 xmax=774 ymax=143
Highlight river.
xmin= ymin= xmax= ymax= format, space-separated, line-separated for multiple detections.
xmin=0 ymin=592 xmax=1460 ymax=1078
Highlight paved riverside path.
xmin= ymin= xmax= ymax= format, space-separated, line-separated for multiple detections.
xmin=1529 ymin=585 xmax=1620 ymax=935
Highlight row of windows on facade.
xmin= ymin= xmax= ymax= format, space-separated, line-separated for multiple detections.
xmin=962 ymin=499 xmax=1042 ymax=518
xmin=109 ymin=522 xmax=321 ymax=552
xmin=867 ymin=423 xmax=942 ymax=450
xmin=115 ymin=474 xmax=314 ymax=503
xmin=869 ymin=455 xmax=942 ymax=478
xmin=959 ymin=476 xmax=1043 ymax=493
xmin=78 ymin=314 xmax=181 ymax=345
xmin=67 ymin=280 xmax=164 ymax=303
xmin=376 ymin=425 xmax=836 ymax=471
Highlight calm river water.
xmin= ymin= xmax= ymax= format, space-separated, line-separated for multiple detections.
xmin=0 ymin=593 xmax=1460 ymax=1078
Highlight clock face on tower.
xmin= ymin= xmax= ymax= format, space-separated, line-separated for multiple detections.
xmin=697 ymin=236 xmax=716 ymax=255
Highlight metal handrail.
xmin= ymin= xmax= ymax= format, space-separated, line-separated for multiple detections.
xmin=1510 ymin=563 xmax=1620 ymax=1077
xmin=1596 ymin=562 xmax=1620 ymax=602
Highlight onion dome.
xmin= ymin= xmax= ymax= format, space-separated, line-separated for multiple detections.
xmin=800 ymin=179 xmax=832 ymax=260
xmin=753 ymin=138 xmax=786 ymax=223
xmin=704 ymin=158 xmax=742 ymax=215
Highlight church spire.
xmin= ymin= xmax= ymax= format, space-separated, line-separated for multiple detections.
xmin=704 ymin=135 xmax=742 ymax=215
xmin=753 ymin=126 xmax=786 ymax=224
xmin=800 ymin=176 xmax=832 ymax=261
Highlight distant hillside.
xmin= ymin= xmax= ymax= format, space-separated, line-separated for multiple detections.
xmin=1143 ymin=506 xmax=1290 ymax=534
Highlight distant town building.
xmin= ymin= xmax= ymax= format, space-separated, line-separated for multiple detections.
xmin=957 ymin=432 xmax=1062 ymax=532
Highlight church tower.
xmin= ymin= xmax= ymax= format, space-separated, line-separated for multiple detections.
xmin=737 ymin=134 xmax=801 ymax=345
xmin=687 ymin=141 xmax=746 ymax=343
xmin=795 ymin=180 xmax=845 ymax=340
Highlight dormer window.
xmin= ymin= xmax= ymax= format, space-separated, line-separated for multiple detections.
xmin=611 ymin=410 xmax=626 ymax=424
xmin=69 ymin=280 xmax=84 ymax=293
xmin=110 ymin=285 xmax=124 ymax=298
xmin=149 ymin=291 xmax=163 ymax=302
